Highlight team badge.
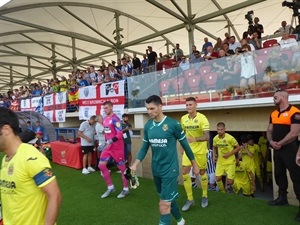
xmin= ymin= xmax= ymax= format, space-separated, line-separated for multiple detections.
xmin=116 ymin=122 xmax=121 ymax=127
xmin=194 ymin=119 xmax=198 ymax=124
xmin=8 ymin=164 xmax=14 ymax=175
xmin=83 ymin=88 xmax=89 ymax=97
xmin=61 ymin=150 xmax=66 ymax=159
xmin=43 ymin=168 xmax=53 ymax=177
xmin=162 ymin=124 xmax=168 ymax=131
xmin=282 ymin=112 xmax=288 ymax=117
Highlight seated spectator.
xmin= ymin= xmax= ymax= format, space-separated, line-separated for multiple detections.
xmin=222 ymin=32 xmax=230 ymax=44
xmin=190 ymin=50 xmax=203 ymax=69
xmin=274 ymin=21 xmax=294 ymax=35
xmin=223 ymin=43 xmax=235 ymax=56
xmin=26 ymin=121 xmax=34 ymax=131
xmin=249 ymin=31 xmax=262 ymax=50
xmin=239 ymin=45 xmax=257 ymax=97
xmin=203 ymin=46 xmax=218 ymax=61
xmin=229 ymin=36 xmax=241 ymax=52
xmin=189 ymin=45 xmax=197 ymax=62
xmin=279 ymin=32 xmax=298 ymax=50
xmin=213 ymin=37 xmax=223 ymax=52
xmin=179 ymin=56 xmax=190 ymax=71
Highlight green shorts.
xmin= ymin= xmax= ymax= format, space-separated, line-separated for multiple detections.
xmin=153 ymin=176 xmax=178 ymax=202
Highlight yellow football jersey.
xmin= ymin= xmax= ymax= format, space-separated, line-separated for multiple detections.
xmin=1 ymin=143 xmax=56 ymax=225
xmin=235 ymin=161 xmax=252 ymax=185
xmin=252 ymin=144 xmax=261 ymax=165
xmin=258 ymin=136 xmax=268 ymax=159
xmin=181 ymin=112 xmax=209 ymax=154
xmin=240 ymin=144 xmax=256 ymax=173
xmin=213 ymin=133 xmax=238 ymax=165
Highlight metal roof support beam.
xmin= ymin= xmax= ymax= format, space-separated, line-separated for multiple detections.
xmin=51 ymin=44 xmax=57 ymax=79
xmin=0 ymin=15 xmax=114 ymax=48
xmin=170 ymin=0 xmax=188 ymax=20
xmin=71 ymin=37 xmax=78 ymax=71
xmin=194 ymin=25 xmax=217 ymax=40
xmin=192 ymin=0 xmax=266 ymax=24
xmin=27 ymin=57 xmax=32 ymax=85
xmin=0 ymin=65 xmax=27 ymax=77
xmin=2 ymin=46 xmax=51 ymax=68
xmin=59 ymin=6 xmax=115 ymax=46
xmin=186 ymin=0 xmax=194 ymax=50
xmin=0 ymin=62 xmax=46 ymax=70
xmin=211 ymin=0 xmax=240 ymax=40
xmin=9 ymin=66 xmax=13 ymax=88
xmin=20 ymin=33 xmax=71 ymax=61
xmin=146 ymin=0 xmax=187 ymax=23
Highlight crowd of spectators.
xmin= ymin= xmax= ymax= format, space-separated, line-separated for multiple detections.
xmin=0 ymin=18 xmax=299 ymax=108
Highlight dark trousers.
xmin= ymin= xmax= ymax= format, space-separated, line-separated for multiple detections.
xmin=274 ymin=143 xmax=300 ymax=200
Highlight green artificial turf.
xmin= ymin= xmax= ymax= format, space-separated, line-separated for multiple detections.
xmin=52 ymin=163 xmax=300 ymax=225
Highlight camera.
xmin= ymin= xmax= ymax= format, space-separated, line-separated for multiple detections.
xmin=282 ymin=0 xmax=300 ymax=16
xmin=238 ymin=50 xmax=245 ymax=53
xmin=245 ymin=10 xmax=254 ymax=25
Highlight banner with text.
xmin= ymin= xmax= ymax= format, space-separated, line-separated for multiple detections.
xmin=43 ymin=91 xmax=67 ymax=123
xmin=78 ymin=80 xmax=125 ymax=120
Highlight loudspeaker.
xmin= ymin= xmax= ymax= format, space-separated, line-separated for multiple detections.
xmin=19 ymin=130 xmax=36 ymax=143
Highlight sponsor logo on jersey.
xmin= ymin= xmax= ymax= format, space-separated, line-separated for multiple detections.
xmin=149 ymin=139 xmax=168 ymax=144
xmin=8 ymin=165 xmax=14 ymax=175
xmin=27 ymin=157 xmax=37 ymax=161
xmin=185 ymin=125 xmax=200 ymax=129
xmin=162 ymin=124 xmax=168 ymax=131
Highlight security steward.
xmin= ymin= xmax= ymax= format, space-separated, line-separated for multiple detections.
xmin=267 ymin=90 xmax=300 ymax=222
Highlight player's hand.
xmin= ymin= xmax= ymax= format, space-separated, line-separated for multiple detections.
xmin=192 ymin=164 xmax=200 ymax=176
xmin=223 ymin=153 xmax=230 ymax=159
xmin=213 ymin=155 xmax=218 ymax=163
xmin=187 ymin=137 xmax=196 ymax=143
xmin=296 ymin=153 xmax=300 ymax=167
xmin=271 ymin=141 xmax=281 ymax=150
xmin=130 ymin=165 xmax=137 ymax=173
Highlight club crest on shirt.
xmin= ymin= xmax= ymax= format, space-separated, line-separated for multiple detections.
xmin=43 ymin=168 xmax=53 ymax=177
xmin=194 ymin=119 xmax=198 ymax=124
xmin=282 ymin=112 xmax=289 ymax=117
xmin=162 ymin=124 xmax=168 ymax=131
xmin=8 ymin=164 xmax=14 ymax=175
xmin=116 ymin=122 xmax=121 ymax=127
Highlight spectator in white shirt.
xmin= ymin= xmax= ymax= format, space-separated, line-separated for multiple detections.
xmin=274 ymin=21 xmax=294 ymax=35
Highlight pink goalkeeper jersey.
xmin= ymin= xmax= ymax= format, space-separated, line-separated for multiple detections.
xmin=103 ymin=114 xmax=124 ymax=150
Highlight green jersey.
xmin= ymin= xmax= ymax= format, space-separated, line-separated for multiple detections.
xmin=137 ymin=116 xmax=188 ymax=177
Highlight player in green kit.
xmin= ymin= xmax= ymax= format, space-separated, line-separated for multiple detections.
xmin=131 ymin=95 xmax=199 ymax=225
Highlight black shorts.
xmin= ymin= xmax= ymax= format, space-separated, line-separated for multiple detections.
xmin=82 ymin=146 xmax=94 ymax=154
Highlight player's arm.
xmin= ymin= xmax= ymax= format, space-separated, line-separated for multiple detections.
xmin=266 ymin=122 xmax=278 ymax=149
xmin=194 ymin=130 xmax=210 ymax=142
xmin=277 ymin=113 xmax=300 ymax=147
xmin=212 ymin=145 xmax=218 ymax=163
xmin=42 ymin=179 xmax=62 ymax=225
xmin=224 ymin=144 xmax=240 ymax=159
xmin=243 ymin=143 xmax=254 ymax=158
xmin=106 ymin=118 xmax=124 ymax=144
xmin=247 ymin=170 xmax=256 ymax=193
xmin=78 ymin=126 xmax=92 ymax=142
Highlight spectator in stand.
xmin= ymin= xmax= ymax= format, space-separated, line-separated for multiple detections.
xmin=174 ymin=43 xmax=184 ymax=61
xmin=189 ymin=45 xmax=197 ymax=62
xmin=241 ymin=39 xmax=255 ymax=51
xmin=213 ymin=37 xmax=223 ymax=52
xmin=132 ymin=52 xmax=141 ymax=75
xmin=141 ymin=54 xmax=148 ymax=74
xmin=229 ymin=36 xmax=241 ymax=52
xmin=158 ymin=53 xmax=164 ymax=62
xmin=274 ymin=21 xmax=294 ymax=35
xmin=94 ymin=69 xmax=104 ymax=85
xmin=87 ymin=66 xmax=98 ymax=84
xmin=147 ymin=46 xmax=158 ymax=73
xmin=223 ymin=32 xmax=231 ymax=44
xmin=249 ymin=31 xmax=262 ymax=50
xmin=103 ymin=68 xmax=113 ymax=83
xmin=50 ymin=79 xmax=60 ymax=93
xmin=242 ymin=31 xmax=250 ymax=40
xmin=279 ymin=32 xmax=298 ymax=50
xmin=115 ymin=59 xmax=123 ymax=74
xmin=59 ymin=76 xmax=68 ymax=92
xmin=26 ymin=121 xmax=34 ymax=132
xmin=41 ymin=84 xmax=50 ymax=96
xmin=108 ymin=64 xmax=121 ymax=81
xmin=239 ymin=45 xmax=257 ymax=97
xmin=121 ymin=57 xmax=132 ymax=80
xmin=126 ymin=56 xmax=133 ymax=68
xmin=77 ymin=73 xmax=89 ymax=87
xmin=252 ymin=17 xmax=264 ymax=39
xmin=35 ymin=120 xmax=45 ymax=140
xmin=202 ymin=37 xmax=213 ymax=55
xmin=190 ymin=50 xmax=203 ymax=70
xmin=179 ymin=56 xmax=190 ymax=72
xmin=223 ymin=43 xmax=235 ymax=56
xmin=203 ymin=46 xmax=218 ymax=61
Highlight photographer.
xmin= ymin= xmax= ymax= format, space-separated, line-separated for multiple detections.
xmin=252 ymin=17 xmax=264 ymax=39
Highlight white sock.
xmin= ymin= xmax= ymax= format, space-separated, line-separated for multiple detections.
xmin=108 ymin=185 xmax=114 ymax=190
xmin=123 ymin=187 xmax=129 ymax=191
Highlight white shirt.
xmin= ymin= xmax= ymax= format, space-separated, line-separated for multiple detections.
xmin=279 ymin=38 xmax=297 ymax=49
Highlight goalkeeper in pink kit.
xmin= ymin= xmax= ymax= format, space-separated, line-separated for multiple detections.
xmin=99 ymin=101 xmax=129 ymax=199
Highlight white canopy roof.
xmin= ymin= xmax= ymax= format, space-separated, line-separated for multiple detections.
xmin=0 ymin=0 xmax=297 ymax=91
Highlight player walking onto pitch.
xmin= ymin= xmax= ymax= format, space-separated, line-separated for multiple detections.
xmin=181 ymin=97 xmax=210 ymax=210
xmin=99 ymin=101 xmax=129 ymax=199
xmin=131 ymin=95 xmax=199 ymax=225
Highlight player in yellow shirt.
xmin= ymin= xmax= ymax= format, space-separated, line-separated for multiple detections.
xmin=213 ymin=122 xmax=240 ymax=193
xmin=232 ymin=155 xmax=255 ymax=196
xmin=258 ymin=132 xmax=268 ymax=182
xmin=181 ymin=97 xmax=210 ymax=210
xmin=249 ymin=137 xmax=264 ymax=191
xmin=0 ymin=107 xmax=62 ymax=225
